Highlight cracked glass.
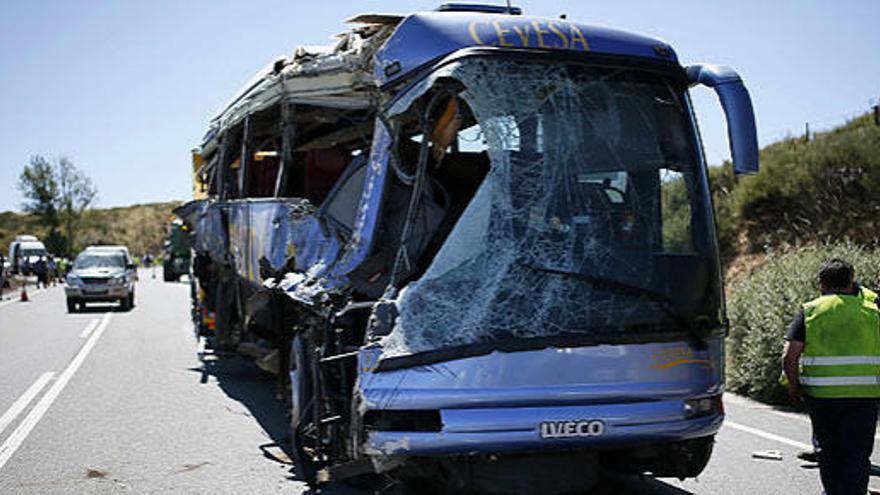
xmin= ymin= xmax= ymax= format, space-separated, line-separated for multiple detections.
xmin=380 ymin=57 xmax=719 ymax=358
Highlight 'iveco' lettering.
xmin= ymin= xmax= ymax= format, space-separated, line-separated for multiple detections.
xmin=468 ymin=20 xmax=590 ymax=51
xmin=540 ymin=420 xmax=605 ymax=439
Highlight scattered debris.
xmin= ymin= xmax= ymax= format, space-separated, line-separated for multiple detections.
xmin=85 ymin=468 xmax=107 ymax=479
xmin=177 ymin=462 xmax=211 ymax=473
xmin=752 ymin=450 xmax=783 ymax=461
xmin=224 ymin=405 xmax=252 ymax=418
xmin=260 ymin=443 xmax=294 ymax=465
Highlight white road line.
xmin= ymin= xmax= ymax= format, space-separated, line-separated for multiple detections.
xmin=0 ymin=372 xmax=55 ymax=438
xmin=724 ymin=420 xmax=813 ymax=450
xmin=0 ymin=312 xmax=113 ymax=471
xmin=79 ymin=318 xmax=100 ymax=339
xmin=0 ymin=298 xmax=20 ymax=309
xmin=726 ymin=394 xmax=880 ymax=441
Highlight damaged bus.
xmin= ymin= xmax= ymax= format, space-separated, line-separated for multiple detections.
xmin=179 ymin=4 xmax=759 ymax=492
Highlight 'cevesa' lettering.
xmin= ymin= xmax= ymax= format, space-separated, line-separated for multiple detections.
xmin=468 ymin=20 xmax=590 ymax=51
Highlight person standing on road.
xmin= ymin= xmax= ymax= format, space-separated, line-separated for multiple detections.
xmin=33 ymin=256 xmax=48 ymax=289
xmin=0 ymin=253 xmax=6 ymax=300
xmin=47 ymin=256 xmax=57 ymax=286
xmin=782 ymin=258 xmax=880 ymax=495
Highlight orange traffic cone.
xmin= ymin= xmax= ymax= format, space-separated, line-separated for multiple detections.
xmin=20 ymin=282 xmax=29 ymax=302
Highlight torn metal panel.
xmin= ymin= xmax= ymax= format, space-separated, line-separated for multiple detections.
xmin=200 ymin=23 xmax=396 ymax=157
xmin=195 ymin=202 xmax=230 ymax=265
xmin=223 ymin=198 xmax=316 ymax=286
xmin=274 ymin=120 xmax=392 ymax=306
xmin=346 ymin=14 xmax=405 ymax=26
xmin=172 ymin=199 xmax=208 ymax=230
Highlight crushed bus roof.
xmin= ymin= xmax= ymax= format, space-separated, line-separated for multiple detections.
xmin=199 ymin=7 xmax=677 ymax=155
xmin=199 ymin=18 xmax=398 ymax=156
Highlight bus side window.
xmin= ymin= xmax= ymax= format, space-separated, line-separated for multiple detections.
xmin=321 ymin=158 xmax=368 ymax=234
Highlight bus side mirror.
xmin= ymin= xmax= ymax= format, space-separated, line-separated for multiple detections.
xmin=686 ymin=64 xmax=759 ymax=175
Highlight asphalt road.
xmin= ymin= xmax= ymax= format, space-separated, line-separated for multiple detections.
xmin=0 ymin=271 xmax=878 ymax=493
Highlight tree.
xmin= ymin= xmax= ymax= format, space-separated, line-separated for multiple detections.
xmin=56 ymin=157 xmax=97 ymax=256
xmin=17 ymin=155 xmax=97 ymax=256
xmin=17 ymin=155 xmax=59 ymax=226
xmin=17 ymin=155 xmax=64 ymax=253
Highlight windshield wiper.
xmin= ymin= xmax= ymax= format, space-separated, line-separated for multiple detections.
xmin=516 ymin=263 xmax=707 ymax=346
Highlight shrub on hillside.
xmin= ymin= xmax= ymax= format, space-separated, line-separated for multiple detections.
xmin=732 ymin=114 xmax=880 ymax=253
xmin=726 ymin=242 xmax=880 ymax=404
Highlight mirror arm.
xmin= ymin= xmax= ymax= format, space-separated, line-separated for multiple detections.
xmin=687 ymin=64 xmax=759 ymax=175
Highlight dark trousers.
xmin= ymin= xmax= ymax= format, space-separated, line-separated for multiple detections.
xmin=806 ymin=396 xmax=879 ymax=495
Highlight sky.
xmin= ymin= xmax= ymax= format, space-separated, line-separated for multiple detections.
xmin=1 ymin=0 xmax=878 ymax=212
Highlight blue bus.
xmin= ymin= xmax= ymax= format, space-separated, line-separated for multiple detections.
xmin=181 ymin=4 xmax=758 ymax=491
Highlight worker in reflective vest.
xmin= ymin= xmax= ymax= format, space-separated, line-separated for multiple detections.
xmin=783 ymin=258 xmax=880 ymax=495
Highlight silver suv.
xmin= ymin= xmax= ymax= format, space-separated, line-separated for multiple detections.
xmin=65 ymin=248 xmax=136 ymax=312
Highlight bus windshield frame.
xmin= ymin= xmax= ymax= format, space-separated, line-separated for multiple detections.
xmin=378 ymin=54 xmax=723 ymax=363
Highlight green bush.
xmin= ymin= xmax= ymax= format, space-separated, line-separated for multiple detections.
xmin=723 ymin=114 xmax=880 ymax=256
xmin=726 ymin=242 xmax=880 ymax=404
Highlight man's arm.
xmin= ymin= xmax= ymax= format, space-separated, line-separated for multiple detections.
xmin=782 ymin=340 xmax=805 ymax=399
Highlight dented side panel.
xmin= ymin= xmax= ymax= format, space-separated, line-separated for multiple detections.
xmin=199 ymin=202 xmax=230 ymax=265
xmin=222 ymin=199 xmax=329 ymax=286
xmin=287 ymin=215 xmax=341 ymax=275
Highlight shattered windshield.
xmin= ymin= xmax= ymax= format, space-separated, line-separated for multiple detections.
xmin=381 ymin=57 xmax=720 ymax=359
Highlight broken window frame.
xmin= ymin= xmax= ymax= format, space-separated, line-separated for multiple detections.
xmin=317 ymin=155 xmax=371 ymax=238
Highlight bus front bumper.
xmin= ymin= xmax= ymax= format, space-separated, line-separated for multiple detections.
xmin=363 ymin=400 xmax=722 ymax=456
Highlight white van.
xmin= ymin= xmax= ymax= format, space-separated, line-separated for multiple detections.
xmin=8 ymin=236 xmax=47 ymax=275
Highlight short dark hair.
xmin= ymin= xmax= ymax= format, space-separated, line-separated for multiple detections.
xmin=819 ymin=258 xmax=854 ymax=290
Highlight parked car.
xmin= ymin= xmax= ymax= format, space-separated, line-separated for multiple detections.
xmin=65 ymin=248 xmax=136 ymax=312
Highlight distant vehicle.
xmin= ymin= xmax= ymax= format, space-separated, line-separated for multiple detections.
xmin=163 ymin=219 xmax=191 ymax=282
xmin=8 ymin=235 xmax=47 ymax=275
xmin=85 ymin=245 xmax=138 ymax=282
xmin=66 ymin=247 xmax=136 ymax=312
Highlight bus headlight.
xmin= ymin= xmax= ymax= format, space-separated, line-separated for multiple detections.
xmin=683 ymin=394 xmax=723 ymax=418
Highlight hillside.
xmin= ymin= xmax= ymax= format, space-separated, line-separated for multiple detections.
xmin=713 ymin=112 xmax=880 ymax=276
xmin=0 ymin=201 xmax=182 ymax=258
